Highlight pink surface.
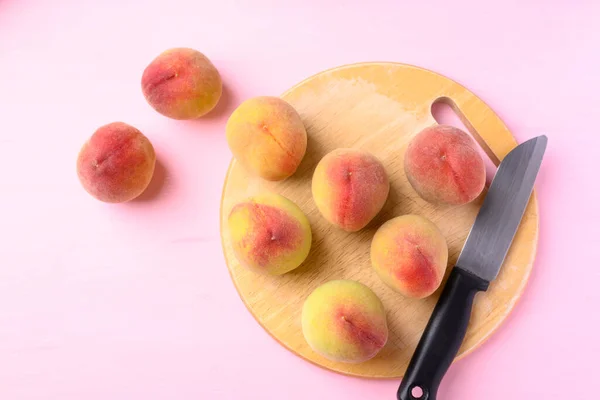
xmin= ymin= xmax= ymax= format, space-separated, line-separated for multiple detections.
xmin=0 ymin=1 xmax=598 ymax=399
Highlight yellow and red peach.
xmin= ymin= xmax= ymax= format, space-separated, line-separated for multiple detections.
xmin=301 ymin=280 xmax=388 ymax=363
xmin=404 ymin=125 xmax=486 ymax=205
xmin=312 ymin=148 xmax=389 ymax=232
xmin=371 ymin=214 xmax=448 ymax=299
xmin=76 ymin=122 xmax=156 ymax=203
xmin=141 ymin=48 xmax=222 ymax=119
xmin=227 ymin=193 xmax=312 ymax=275
xmin=226 ymin=96 xmax=307 ymax=181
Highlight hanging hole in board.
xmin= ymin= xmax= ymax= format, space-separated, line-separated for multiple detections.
xmin=431 ymin=97 xmax=497 ymax=185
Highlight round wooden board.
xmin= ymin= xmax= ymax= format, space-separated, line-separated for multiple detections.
xmin=220 ymin=62 xmax=539 ymax=379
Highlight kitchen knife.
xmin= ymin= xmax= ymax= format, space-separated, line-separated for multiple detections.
xmin=397 ymin=135 xmax=547 ymax=400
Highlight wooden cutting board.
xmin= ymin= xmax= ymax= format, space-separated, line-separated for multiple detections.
xmin=219 ymin=62 xmax=539 ymax=379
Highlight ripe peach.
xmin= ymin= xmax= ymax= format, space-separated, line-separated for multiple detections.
xmin=141 ymin=48 xmax=222 ymax=119
xmin=301 ymin=280 xmax=388 ymax=363
xmin=227 ymin=193 xmax=312 ymax=275
xmin=404 ymin=125 xmax=486 ymax=205
xmin=312 ymin=148 xmax=389 ymax=232
xmin=226 ymin=96 xmax=307 ymax=181
xmin=371 ymin=215 xmax=448 ymax=299
xmin=76 ymin=122 xmax=156 ymax=203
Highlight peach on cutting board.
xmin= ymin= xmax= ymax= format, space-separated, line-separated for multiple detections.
xmin=371 ymin=214 xmax=448 ymax=299
xmin=404 ymin=124 xmax=486 ymax=205
xmin=301 ymin=280 xmax=388 ymax=364
xmin=312 ymin=148 xmax=389 ymax=232
xmin=226 ymin=96 xmax=307 ymax=181
xmin=141 ymin=48 xmax=222 ymax=119
xmin=76 ymin=122 xmax=156 ymax=203
xmin=227 ymin=193 xmax=312 ymax=275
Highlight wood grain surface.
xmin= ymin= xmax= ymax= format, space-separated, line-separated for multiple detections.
xmin=219 ymin=62 xmax=539 ymax=379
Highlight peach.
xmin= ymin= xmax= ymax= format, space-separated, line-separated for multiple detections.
xmin=226 ymin=96 xmax=307 ymax=181
xmin=312 ymin=149 xmax=389 ymax=232
xmin=141 ymin=48 xmax=222 ymax=119
xmin=76 ymin=122 xmax=156 ymax=203
xmin=227 ymin=193 xmax=312 ymax=275
xmin=404 ymin=125 xmax=486 ymax=205
xmin=371 ymin=215 xmax=448 ymax=299
xmin=301 ymin=280 xmax=388 ymax=363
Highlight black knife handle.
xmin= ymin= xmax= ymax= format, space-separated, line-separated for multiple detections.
xmin=397 ymin=268 xmax=489 ymax=400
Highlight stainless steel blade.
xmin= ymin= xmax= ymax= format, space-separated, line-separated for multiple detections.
xmin=456 ymin=135 xmax=547 ymax=282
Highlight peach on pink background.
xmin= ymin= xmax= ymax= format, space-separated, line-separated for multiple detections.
xmin=76 ymin=122 xmax=156 ymax=203
xmin=141 ymin=47 xmax=222 ymax=119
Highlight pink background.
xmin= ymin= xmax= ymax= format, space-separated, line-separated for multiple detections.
xmin=1 ymin=1 xmax=598 ymax=399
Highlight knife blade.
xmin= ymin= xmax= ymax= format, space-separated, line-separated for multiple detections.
xmin=397 ymin=135 xmax=547 ymax=400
